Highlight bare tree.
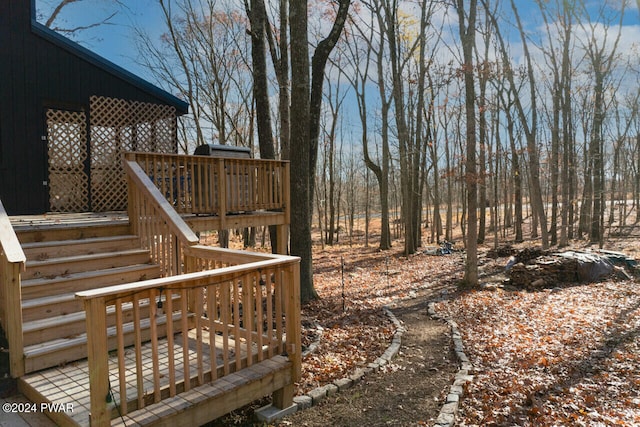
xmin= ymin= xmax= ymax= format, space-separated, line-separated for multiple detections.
xmin=485 ymin=0 xmax=549 ymax=247
xmin=576 ymin=0 xmax=626 ymax=246
xmin=135 ymin=0 xmax=253 ymax=151
xmin=341 ymin=7 xmax=392 ymax=250
xmin=289 ymin=0 xmax=351 ymax=302
xmin=40 ymin=0 xmax=124 ymax=36
xmin=455 ymin=0 xmax=479 ymax=286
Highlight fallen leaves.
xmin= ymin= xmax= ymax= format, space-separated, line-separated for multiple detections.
xmin=296 ymin=243 xmax=461 ymax=394
xmin=285 ymin=233 xmax=640 ymax=426
xmin=436 ymin=280 xmax=640 ymax=426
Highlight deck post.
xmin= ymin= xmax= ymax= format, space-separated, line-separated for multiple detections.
xmin=83 ymin=296 xmax=110 ymax=427
xmin=272 ymin=384 xmax=295 ymax=410
xmin=272 ymin=261 xmax=301 ymax=410
xmin=288 ymin=262 xmax=301 ymax=382
xmin=125 ymin=153 xmax=140 ymax=238
xmin=217 ymin=159 xmax=226 ymax=230
xmin=256 ymin=260 xmax=301 ymax=423
xmin=0 ymin=199 xmax=26 ymax=378
xmin=1 ymin=259 xmax=25 ymax=377
xmin=275 ymin=225 xmax=288 ymax=255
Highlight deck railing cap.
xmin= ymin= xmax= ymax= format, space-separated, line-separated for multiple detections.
xmin=75 ymin=255 xmax=299 ymax=301
xmin=0 ymin=199 xmax=26 ymax=264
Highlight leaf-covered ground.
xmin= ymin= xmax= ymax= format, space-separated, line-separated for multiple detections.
xmin=435 ymin=279 xmax=640 ymax=426
xmin=297 ymin=240 xmax=640 ymax=426
xmin=208 ymin=229 xmax=640 ymax=426
xmin=297 ymin=244 xmax=462 ymax=394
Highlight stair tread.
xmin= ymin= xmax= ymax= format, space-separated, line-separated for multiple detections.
xmin=22 ymin=294 xmax=177 ymax=332
xmin=21 ymin=293 xmax=74 ymax=308
xmin=20 ymin=234 xmax=138 ymax=249
xmin=23 ymin=311 xmax=87 ymax=332
xmin=23 ymin=312 xmax=189 ymax=358
xmin=25 ymin=248 xmax=150 ymax=267
xmin=12 ymin=216 xmax=127 ymax=232
xmin=21 ymin=263 xmax=160 ymax=288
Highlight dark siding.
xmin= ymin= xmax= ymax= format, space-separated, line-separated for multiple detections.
xmin=0 ymin=0 xmax=188 ymax=214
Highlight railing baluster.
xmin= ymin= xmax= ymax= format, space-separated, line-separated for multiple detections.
xmin=267 ymin=163 xmax=272 ymax=208
xmin=175 ymin=155 xmax=182 ymax=212
xmin=115 ymin=298 xmax=127 ymax=415
xmin=264 ymin=269 xmax=274 ymax=357
xmin=221 ymin=282 xmax=230 ymax=376
xmin=275 ymin=269 xmax=283 ymax=354
xmin=181 ymin=288 xmax=190 ymax=391
xmin=195 ymin=287 xmax=204 ymax=385
xmin=255 ymin=270 xmax=264 ymax=361
xmin=207 ymin=285 xmax=217 ymax=381
xmin=166 ymin=289 xmax=176 ymax=397
xmin=149 ymin=289 xmax=161 ymax=403
xmin=243 ymin=273 xmax=253 ymax=366
xmin=202 ymin=156 xmax=210 ymax=213
xmin=233 ymin=277 xmax=242 ymax=370
xmin=133 ymin=293 xmax=144 ymax=409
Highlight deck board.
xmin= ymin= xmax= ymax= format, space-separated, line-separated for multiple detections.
xmin=10 ymin=210 xmax=285 ymax=236
xmin=10 ymin=212 xmax=129 ymax=229
xmin=19 ymin=330 xmax=275 ymax=427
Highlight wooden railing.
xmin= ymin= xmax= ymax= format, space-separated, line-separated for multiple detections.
xmin=0 ymin=199 xmax=26 ymax=377
xmin=77 ymin=256 xmax=300 ymax=426
xmin=76 ymin=157 xmax=300 ymax=426
xmin=124 ymin=158 xmax=199 ymax=276
xmin=125 ymin=152 xmax=290 ymax=218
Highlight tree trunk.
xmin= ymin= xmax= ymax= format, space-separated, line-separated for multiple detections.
xmin=247 ymin=0 xmax=280 ymax=254
xmin=289 ymin=0 xmax=315 ymax=301
xmin=457 ymin=0 xmax=478 ymax=286
xmin=308 ymin=0 xmax=351 ymax=223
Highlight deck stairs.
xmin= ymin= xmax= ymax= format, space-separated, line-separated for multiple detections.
xmin=14 ymin=220 xmax=162 ymax=374
xmin=1 ymin=154 xmax=299 ymax=426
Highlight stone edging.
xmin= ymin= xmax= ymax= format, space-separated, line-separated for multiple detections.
xmin=428 ymin=302 xmax=474 ymax=427
xmin=291 ymin=306 xmax=406 ymax=410
xmin=259 ymin=302 xmax=472 ymax=425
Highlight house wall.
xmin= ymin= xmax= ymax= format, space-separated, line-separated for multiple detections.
xmin=0 ymin=0 xmax=187 ymax=214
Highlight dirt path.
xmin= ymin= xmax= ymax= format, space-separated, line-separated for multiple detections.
xmin=278 ymin=287 xmax=458 ymax=426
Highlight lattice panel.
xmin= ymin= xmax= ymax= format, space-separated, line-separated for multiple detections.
xmin=130 ymin=100 xmax=177 ymax=153
xmin=90 ymin=96 xmax=177 ymax=212
xmin=90 ymin=96 xmax=131 ymax=211
xmin=47 ymin=109 xmax=89 ymax=212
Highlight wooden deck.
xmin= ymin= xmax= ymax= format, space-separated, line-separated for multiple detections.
xmin=1 ymin=153 xmax=299 ymax=426
xmin=9 ymin=212 xmax=128 ymax=232
xmin=18 ymin=330 xmax=281 ymax=427
xmin=9 ymin=210 xmax=286 ymax=236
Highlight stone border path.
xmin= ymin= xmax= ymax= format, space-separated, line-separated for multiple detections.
xmin=261 ymin=301 xmax=475 ymax=426
xmin=291 ymin=306 xmax=406 ymax=411
xmin=428 ymin=302 xmax=474 ymax=427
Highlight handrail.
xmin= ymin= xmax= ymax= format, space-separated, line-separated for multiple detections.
xmin=77 ymin=253 xmax=300 ymax=426
xmin=125 ymin=151 xmax=290 ymax=220
xmin=124 ymin=158 xmax=199 ymax=276
xmin=123 ymin=159 xmax=199 ymax=246
xmin=0 ymin=199 xmax=26 ymax=264
xmin=76 ymin=256 xmax=299 ymax=301
xmin=185 ymin=244 xmax=284 ymax=263
xmin=0 ymin=198 xmax=25 ymax=377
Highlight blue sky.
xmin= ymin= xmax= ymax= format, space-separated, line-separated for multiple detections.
xmin=35 ymin=0 xmax=639 ymax=79
xmin=35 ymin=0 xmax=163 ymax=81
xmin=32 ymin=0 xmax=640 ymax=153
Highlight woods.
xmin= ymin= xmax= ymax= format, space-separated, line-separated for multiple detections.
xmin=24 ymin=1 xmax=640 ymax=425
xmin=39 ymin=0 xmax=640 ymax=301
